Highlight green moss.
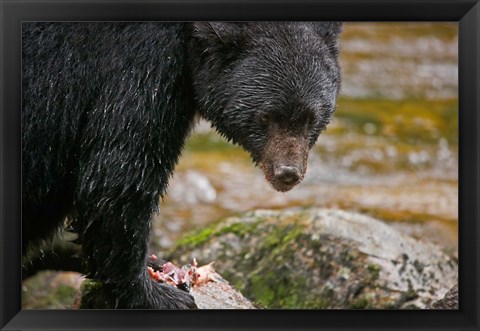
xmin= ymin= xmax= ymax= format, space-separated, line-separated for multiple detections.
xmin=175 ymin=225 xmax=217 ymax=248
xmin=335 ymin=98 xmax=458 ymax=144
xmin=313 ymin=96 xmax=459 ymax=175
xmin=80 ymin=279 xmax=102 ymax=293
xmin=404 ymin=287 xmax=419 ymax=301
xmin=218 ymin=220 xmax=309 ymax=308
xmin=263 ymin=222 xmax=304 ymax=250
xmin=236 ymin=221 xmax=336 ymax=309
xmin=249 ymin=273 xmax=276 ymax=307
xmin=339 ymin=249 xmax=359 ymax=264
xmin=185 ymin=131 xmax=238 ymax=152
xmin=56 ymin=285 xmax=77 ymax=300
xmin=282 ymin=224 xmax=304 ymax=243
xmin=178 ymin=131 xmax=251 ymax=172
xmin=251 ymin=220 xmax=304 ymax=257
xmin=367 ymin=264 xmax=381 ymax=280
xmin=174 ymin=218 xmax=262 ymax=251
xmin=349 ymin=297 xmax=370 ymax=309
xmin=34 ymin=285 xmax=77 ymax=308
xmin=334 ymin=98 xmax=458 ymax=144
xmin=22 ymin=271 xmax=82 ymax=309
xmin=219 ymin=221 xmax=259 ymax=237
xmin=246 ymin=271 xmax=315 ymax=309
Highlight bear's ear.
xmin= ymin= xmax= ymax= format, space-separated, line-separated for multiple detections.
xmin=313 ymin=22 xmax=342 ymax=42
xmin=313 ymin=22 xmax=343 ymax=55
xmin=192 ymin=22 xmax=243 ymax=46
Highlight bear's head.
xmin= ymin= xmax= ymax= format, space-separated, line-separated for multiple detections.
xmin=189 ymin=22 xmax=342 ymax=192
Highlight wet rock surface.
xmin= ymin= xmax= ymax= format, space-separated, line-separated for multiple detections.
xmin=22 ymin=271 xmax=85 ymax=309
xmin=171 ymin=208 xmax=457 ymax=309
xmin=191 ymin=274 xmax=256 ymax=309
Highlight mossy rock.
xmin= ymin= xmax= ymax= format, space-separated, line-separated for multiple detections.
xmin=169 ymin=208 xmax=457 ymax=309
xmin=22 ymin=271 xmax=84 ymax=309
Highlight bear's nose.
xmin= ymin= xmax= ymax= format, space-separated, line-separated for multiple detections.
xmin=274 ymin=166 xmax=301 ymax=185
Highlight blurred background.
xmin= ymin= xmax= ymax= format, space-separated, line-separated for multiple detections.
xmin=22 ymin=22 xmax=458 ymax=308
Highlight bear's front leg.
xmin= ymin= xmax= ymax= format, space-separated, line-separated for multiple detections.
xmin=75 ymin=187 xmax=197 ymax=309
xmin=79 ymin=271 xmax=197 ymax=309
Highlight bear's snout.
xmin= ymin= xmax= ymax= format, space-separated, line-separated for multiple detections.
xmin=268 ymin=163 xmax=305 ymax=192
xmin=274 ymin=165 xmax=302 ymax=186
xmin=260 ymin=157 xmax=307 ymax=192
xmin=258 ymin=132 xmax=309 ymax=192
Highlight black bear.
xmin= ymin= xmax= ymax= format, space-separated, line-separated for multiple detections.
xmin=22 ymin=22 xmax=342 ymax=309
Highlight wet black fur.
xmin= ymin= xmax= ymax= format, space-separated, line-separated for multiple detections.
xmin=22 ymin=22 xmax=342 ymax=309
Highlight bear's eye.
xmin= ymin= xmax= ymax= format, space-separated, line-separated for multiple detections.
xmin=260 ymin=113 xmax=270 ymax=124
xmin=306 ymin=113 xmax=317 ymax=126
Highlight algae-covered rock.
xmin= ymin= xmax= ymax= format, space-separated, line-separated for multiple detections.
xmin=170 ymin=208 xmax=457 ymax=309
xmin=22 ymin=271 xmax=84 ymax=309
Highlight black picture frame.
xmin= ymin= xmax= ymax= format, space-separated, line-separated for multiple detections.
xmin=1 ymin=1 xmax=479 ymax=330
